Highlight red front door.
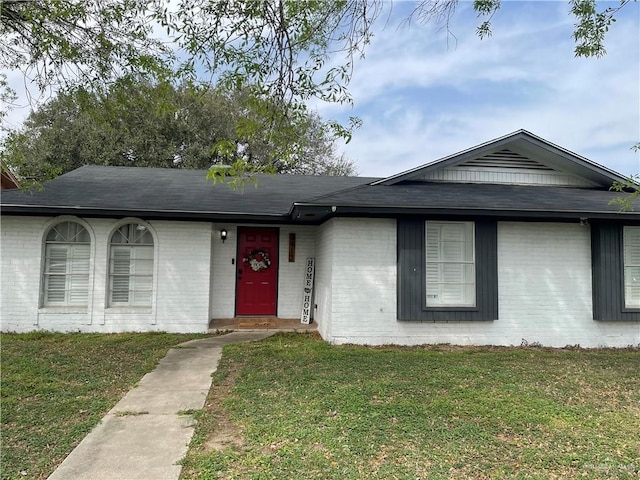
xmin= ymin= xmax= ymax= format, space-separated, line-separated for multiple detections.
xmin=236 ymin=228 xmax=279 ymax=316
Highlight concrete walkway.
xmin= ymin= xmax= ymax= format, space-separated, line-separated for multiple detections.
xmin=48 ymin=331 xmax=275 ymax=480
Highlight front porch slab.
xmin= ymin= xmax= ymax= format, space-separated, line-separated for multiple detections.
xmin=209 ymin=317 xmax=316 ymax=333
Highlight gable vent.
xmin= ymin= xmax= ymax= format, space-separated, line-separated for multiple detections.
xmin=460 ymin=149 xmax=554 ymax=171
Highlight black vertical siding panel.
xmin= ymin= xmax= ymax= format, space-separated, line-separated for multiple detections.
xmin=482 ymin=221 xmax=499 ymax=319
xmin=475 ymin=222 xmax=484 ymax=319
xmin=591 ymin=224 xmax=602 ymax=320
xmin=483 ymin=222 xmax=491 ymax=318
xmin=607 ymin=224 xmax=621 ymax=318
xmin=397 ymin=218 xmax=498 ymax=321
xmin=476 ymin=221 xmax=498 ymax=320
xmin=398 ymin=218 xmax=423 ymax=320
xmin=491 ymin=222 xmax=499 ymax=318
xmin=397 ymin=219 xmax=408 ymax=318
xmin=611 ymin=224 xmax=622 ymax=316
xmin=476 ymin=221 xmax=486 ymax=319
xmin=606 ymin=224 xmax=614 ymax=316
xmin=591 ymin=222 xmax=640 ymax=321
xmin=608 ymin=225 xmax=619 ymax=316
xmin=396 ymin=220 xmax=403 ymax=318
xmin=606 ymin=225 xmax=616 ymax=316
xmin=410 ymin=218 xmax=421 ymax=319
xmin=406 ymin=219 xmax=416 ymax=319
xmin=611 ymin=224 xmax=623 ymax=316
xmin=415 ymin=219 xmax=424 ymax=318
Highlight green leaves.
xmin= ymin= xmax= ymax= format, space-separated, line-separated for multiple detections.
xmin=609 ymin=173 xmax=640 ymax=212
xmin=167 ymin=0 xmax=372 ymax=107
xmin=570 ymin=0 xmax=634 ymax=58
xmin=1 ymin=0 xmax=170 ymax=91
xmin=473 ymin=0 xmax=500 ymax=39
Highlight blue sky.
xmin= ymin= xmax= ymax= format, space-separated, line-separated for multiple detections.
xmin=4 ymin=1 xmax=639 ymax=179
xmin=310 ymin=1 xmax=640 ymax=178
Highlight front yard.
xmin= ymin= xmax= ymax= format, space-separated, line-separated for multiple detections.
xmin=181 ymin=333 xmax=640 ymax=479
xmin=1 ymin=332 xmax=638 ymax=479
xmin=0 ymin=332 xmax=206 ymax=479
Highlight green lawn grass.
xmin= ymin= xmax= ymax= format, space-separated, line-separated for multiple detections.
xmin=1 ymin=331 xmax=207 ymax=480
xmin=181 ymin=333 xmax=640 ymax=480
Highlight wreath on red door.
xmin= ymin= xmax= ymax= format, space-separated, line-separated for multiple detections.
xmin=243 ymin=249 xmax=271 ymax=271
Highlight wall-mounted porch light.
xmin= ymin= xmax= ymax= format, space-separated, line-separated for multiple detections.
xmin=220 ymin=229 xmax=228 ymax=243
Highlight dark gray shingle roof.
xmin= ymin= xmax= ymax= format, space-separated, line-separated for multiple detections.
xmin=0 ymin=166 xmax=378 ymax=221
xmin=2 ymin=165 xmax=638 ymax=222
xmin=295 ymin=181 xmax=640 ymax=219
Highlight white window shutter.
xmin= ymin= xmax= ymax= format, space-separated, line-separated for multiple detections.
xmin=132 ymin=246 xmax=154 ymax=275
xmin=45 ymin=274 xmax=67 ymax=304
xmin=130 ymin=246 xmax=153 ymax=306
xmin=426 ymin=224 xmax=442 ymax=302
xmin=624 ymin=227 xmax=640 ymax=308
xmin=109 ymin=243 xmax=153 ymax=306
xmin=111 ymin=247 xmax=132 ymax=304
xmin=426 ymin=222 xmax=475 ymax=307
xmin=47 ymin=246 xmax=68 ymax=274
xmin=43 ymin=223 xmax=90 ymax=306
xmin=45 ymin=246 xmax=68 ymax=304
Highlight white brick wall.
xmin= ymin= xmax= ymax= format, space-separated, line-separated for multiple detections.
xmin=277 ymin=226 xmax=316 ymax=317
xmin=315 ymin=218 xmax=397 ymax=341
xmin=314 ymin=220 xmax=335 ymax=339
xmin=209 ymin=224 xmax=317 ymax=319
xmin=210 ymin=223 xmax=237 ymax=319
xmin=4 ymin=214 xmax=638 ymax=346
xmin=497 ymin=222 xmax=637 ymax=347
xmin=1 ymin=216 xmax=211 ymax=333
xmin=322 ymin=219 xmax=639 ymax=348
xmin=1 ymin=216 xmax=43 ymax=330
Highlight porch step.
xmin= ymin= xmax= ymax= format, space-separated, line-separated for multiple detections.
xmin=208 ymin=317 xmax=316 ymax=332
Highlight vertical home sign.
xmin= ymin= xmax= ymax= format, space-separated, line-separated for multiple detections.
xmin=301 ymin=257 xmax=315 ymax=324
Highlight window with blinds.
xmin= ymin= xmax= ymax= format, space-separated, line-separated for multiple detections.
xmin=623 ymin=226 xmax=640 ymax=308
xmin=425 ymin=221 xmax=476 ymax=307
xmin=43 ymin=221 xmax=90 ymax=306
xmin=108 ymin=223 xmax=154 ymax=307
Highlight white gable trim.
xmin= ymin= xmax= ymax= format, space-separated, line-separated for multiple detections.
xmin=418 ymin=148 xmax=597 ymax=187
xmin=373 ymin=130 xmax=626 ymax=188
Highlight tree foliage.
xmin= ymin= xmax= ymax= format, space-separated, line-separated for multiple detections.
xmin=1 ymin=0 xmax=635 ymax=179
xmin=2 ymin=0 xmax=633 ymax=100
xmin=0 ymin=77 xmax=357 ymax=187
xmin=0 ymin=0 xmax=168 ymax=90
xmin=609 ymin=143 xmax=640 ymax=211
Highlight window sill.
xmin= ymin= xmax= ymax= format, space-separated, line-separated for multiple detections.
xmin=39 ymin=307 xmax=88 ymax=314
xmin=621 ymin=307 xmax=640 ymax=313
xmin=105 ymin=307 xmax=153 ymax=315
xmin=398 ymin=317 xmax=495 ymax=323
xmin=423 ymin=307 xmax=479 ymax=312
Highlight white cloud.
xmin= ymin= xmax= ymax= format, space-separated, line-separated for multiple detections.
xmin=320 ymin=1 xmax=639 ymax=177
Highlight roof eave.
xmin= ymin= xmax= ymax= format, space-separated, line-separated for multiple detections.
xmin=0 ymin=205 xmax=298 ymax=224
xmin=293 ymin=202 xmax=640 ymax=221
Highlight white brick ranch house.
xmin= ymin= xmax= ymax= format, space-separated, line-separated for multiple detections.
xmin=2 ymin=130 xmax=639 ymax=347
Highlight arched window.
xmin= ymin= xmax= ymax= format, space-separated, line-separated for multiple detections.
xmin=109 ymin=223 xmax=154 ymax=307
xmin=43 ymin=221 xmax=90 ymax=306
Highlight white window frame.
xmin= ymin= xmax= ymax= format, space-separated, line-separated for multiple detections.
xmin=425 ymin=221 xmax=476 ymax=308
xmin=42 ymin=221 xmax=90 ymax=306
xmin=108 ymin=223 xmax=154 ymax=307
xmin=623 ymin=226 xmax=640 ymax=308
